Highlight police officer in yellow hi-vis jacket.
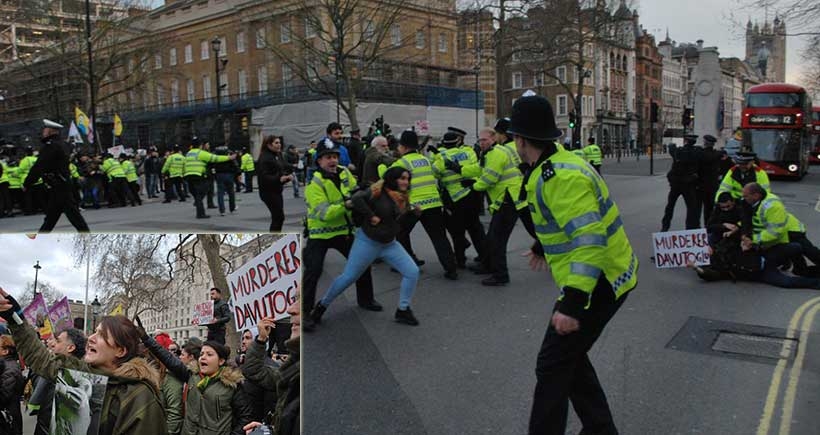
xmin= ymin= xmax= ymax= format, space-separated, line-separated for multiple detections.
xmin=184 ymin=136 xmax=235 ymax=219
xmin=509 ymin=96 xmax=637 ymax=435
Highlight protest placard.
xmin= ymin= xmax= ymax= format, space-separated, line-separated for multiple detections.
xmin=48 ymin=296 xmax=74 ymax=334
xmin=23 ymin=292 xmax=53 ymax=340
xmin=227 ymin=234 xmax=301 ymax=333
xmin=652 ymin=229 xmax=711 ymax=268
xmin=107 ymin=145 xmax=124 ymax=157
xmin=191 ymin=300 xmax=214 ymax=326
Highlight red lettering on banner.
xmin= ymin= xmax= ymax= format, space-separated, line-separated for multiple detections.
xmin=289 ymin=241 xmax=301 ymax=269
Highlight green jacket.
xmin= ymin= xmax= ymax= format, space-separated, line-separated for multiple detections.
xmin=162 ymin=153 xmax=186 ymax=178
xmin=305 ymin=167 xmax=357 ymax=239
xmin=583 ymin=144 xmax=603 ymax=165
xmin=184 ymin=148 xmax=231 ymax=177
xmin=121 ymin=160 xmax=138 ymax=183
xmin=161 ymin=374 xmax=184 ymax=435
xmin=432 ymin=146 xmax=477 ymax=204
xmin=241 ymin=153 xmax=255 ymax=172
xmin=470 ymin=142 xmax=526 ymax=213
xmin=244 ymin=338 xmax=300 ymax=435
xmin=102 ymin=158 xmax=126 ymax=180
xmin=10 ymin=321 xmax=167 ymax=435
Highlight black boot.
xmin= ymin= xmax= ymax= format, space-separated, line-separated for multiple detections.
xmin=310 ymin=303 xmax=327 ymax=325
xmin=395 ymin=307 xmax=419 ymax=326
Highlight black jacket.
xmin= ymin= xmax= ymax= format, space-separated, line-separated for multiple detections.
xmin=209 ymin=299 xmax=231 ymax=332
xmin=213 ymin=158 xmax=240 ymax=175
xmin=257 ymin=148 xmax=288 ymax=193
xmin=698 ymin=148 xmax=723 ymax=191
xmin=25 ymin=137 xmax=72 ymax=189
xmin=352 ymin=187 xmax=405 ymax=243
xmin=144 ymin=156 xmax=162 ymax=175
xmin=0 ymin=355 xmax=25 ymax=434
xmin=667 ymin=145 xmax=701 ymax=185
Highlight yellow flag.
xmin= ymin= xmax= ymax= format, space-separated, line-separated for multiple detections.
xmin=75 ymin=107 xmax=90 ymax=135
xmin=40 ymin=317 xmax=54 ymax=340
xmin=110 ymin=303 xmax=124 ymax=316
xmin=114 ymin=113 xmax=123 ymax=137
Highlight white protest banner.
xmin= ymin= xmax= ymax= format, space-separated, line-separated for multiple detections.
xmin=652 ymin=229 xmax=710 ymax=268
xmin=107 ymin=145 xmax=124 ymax=157
xmin=191 ymin=300 xmax=214 ymax=326
xmin=228 ymin=234 xmax=301 ymax=332
xmin=414 ymin=120 xmax=430 ymax=135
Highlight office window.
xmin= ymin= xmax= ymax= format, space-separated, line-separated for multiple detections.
xmin=415 ymin=30 xmax=424 ymax=49
xmin=200 ymin=40 xmax=209 ymax=60
xmin=186 ymin=79 xmax=195 ymax=102
xmin=256 ymin=27 xmax=266 ymax=48
xmin=238 ymin=69 xmax=247 ymax=97
xmin=154 ymin=53 xmax=162 ymax=69
xmin=257 ymin=66 xmax=268 ymax=92
xmin=438 ymin=32 xmax=447 ymax=52
xmin=512 ymin=72 xmax=522 ymax=89
xmin=305 ymin=17 xmax=316 ymax=38
xmin=219 ymin=36 xmax=227 ymax=57
xmin=170 ymin=79 xmax=179 ymax=106
xmin=202 ymin=75 xmax=212 ymax=99
xmin=236 ymin=31 xmax=246 ymax=53
xmin=156 ymin=86 xmax=164 ymax=106
xmin=556 ymin=66 xmax=566 ymax=82
xmin=391 ymin=25 xmax=401 ymax=46
xmin=169 ymin=47 xmax=177 ymax=66
xmin=280 ymin=22 xmax=291 ymax=43
xmin=557 ymin=95 xmax=567 ymax=115
xmin=184 ymin=44 xmax=193 ymax=63
xmin=534 ymin=72 xmax=545 ymax=87
xmin=282 ymin=64 xmax=292 ymax=84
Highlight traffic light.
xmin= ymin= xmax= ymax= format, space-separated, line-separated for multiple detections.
xmin=568 ymin=111 xmax=576 ymax=129
xmin=682 ymin=108 xmax=692 ymax=128
xmin=374 ymin=115 xmax=384 ymax=135
xmin=650 ymin=102 xmax=659 ymax=123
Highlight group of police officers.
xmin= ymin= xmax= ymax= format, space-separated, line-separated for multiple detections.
xmin=302 ymin=96 xmax=636 ymax=434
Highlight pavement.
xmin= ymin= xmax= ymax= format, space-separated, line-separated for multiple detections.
xmin=304 ymin=158 xmax=820 ymax=435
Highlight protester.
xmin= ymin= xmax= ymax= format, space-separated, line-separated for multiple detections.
xmin=235 ymin=329 xmax=278 ymax=422
xmin=213 ymin=146 xmax=240 ymax=216
xmin=361 ymin=135 xmax=396 ymax=188
xmin=137 ymin=316 xmax=253 ymax=435
xmin=257 ymin=135 xmax=293 ymax=231
xmin=311 ymin=167 xmax=421 ymax=326
xmin=285 ymin=145 xmax=301 ymax=198
xmin=205 ymin=287 xmax=232 ymax=344
xmin=0 ymin=288 xmax=166 ymax=434
xmin=0 ymin=334 xmax=25 ymax=435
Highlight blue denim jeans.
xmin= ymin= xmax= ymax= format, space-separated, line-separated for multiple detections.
xmin=292 ymin=178 xmax=300 ymax=196
xmin=145 ymin=173 xmax=159 ymax=197
xmin=215 ymin=172 xmax=236 ymax=213
xmin=321 ymin=229 xmax=419 ymax=309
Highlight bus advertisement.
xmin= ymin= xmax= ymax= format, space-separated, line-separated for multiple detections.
xmin=810 ymin=106 xmax=820 ymax=165
xmin=741 ymin=83 xmax=812 ymax=178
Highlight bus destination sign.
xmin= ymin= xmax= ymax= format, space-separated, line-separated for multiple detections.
xmin=749 ymin=114 xmax=797 ymax=125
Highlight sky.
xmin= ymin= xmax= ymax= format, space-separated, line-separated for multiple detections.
xmin=0 ymin=234 xmax=93 ymax=303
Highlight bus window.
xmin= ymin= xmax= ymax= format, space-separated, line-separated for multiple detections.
xmin=745 ymin=129 xmax=801 ymax=161
xmin=746 ymin=93 xmax=803 ymax=108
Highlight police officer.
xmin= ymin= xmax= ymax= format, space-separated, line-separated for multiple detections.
xmin=0 ymin=152 xmax=11 ymax=217
xmin=162 ymin=146 xmax=187 ymax=203
xmin=583 ymin=137 xmax=603 ymax=173
xmin=383 ymin=130 xmax=458 ymax=279
xmin=19 ymin=146 xmax=45 ymax=215
xmin=23 ymin=120 xmax=89 ymax=232
xmin=465 ymin=120 xmax=527 ymax=286
xmin=698 ymin=134 xmax=722 ymax=224
xmin=435 ymin=131 xmax=485 ymax=269
xmin=241 ymin=147 xmax=255 ymax=193
xmin=509 ymin=96 xmax=637 ymax=435
xmin=184 ymin=136 xmax=235 ymax=219
xmin=660 ymin=133 xmax=702 ymax=231
xmin=303 ymin=140 xmax=378 ymax=332
xmin=119 ymin=153 xmax=142 ymax=206
xmin=715 ymin=151 xmax=770 ymax=202
xmin=101 ymin=153 xmax=134 ymax=207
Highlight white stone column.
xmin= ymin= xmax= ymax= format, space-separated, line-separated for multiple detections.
xmin=692 ymin=47 xmax=721 ymax=145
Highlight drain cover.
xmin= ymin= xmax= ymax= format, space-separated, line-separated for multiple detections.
xmin=712 ymin=332 xmax=797 ymax=360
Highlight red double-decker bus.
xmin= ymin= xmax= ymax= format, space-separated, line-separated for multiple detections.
xmin=810 ymin=106 xmax=820 ymax=165
xmin=741 ymin=83 xmax=812 ymax=178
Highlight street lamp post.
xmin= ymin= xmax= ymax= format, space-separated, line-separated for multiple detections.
xmin=91 ymin=296 xmax=101 ymax=330
xmin=33 ymin=260 xmax=42 ymax=295
xmin=84 ymin=0 xmax=98 ymax=152
xmin=211 ymin=37 xmax=228 ymax=145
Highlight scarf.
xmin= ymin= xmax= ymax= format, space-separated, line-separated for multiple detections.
xmin=370 ymin=181 xmax=408 ymax=212
xmin=196 ymin=366 xmax=224 ymax=392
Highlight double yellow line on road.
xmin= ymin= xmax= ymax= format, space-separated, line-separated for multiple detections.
xmin=757 ymin=296 xmax=820 ymax=435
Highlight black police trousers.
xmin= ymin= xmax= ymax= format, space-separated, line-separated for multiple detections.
xmin=185 ymin=175 xmax=208 ymax=217
xmin=481 ymin=199 xmax=519 ymax=281
xmin=529 ymin=276 xmax=627 ymax=435
xmin=39 ymin=183 xmax=89 ymax=232
xmin=660 ymin=183 xmax=700 ymax=231
xmin=302 ymin=235 xmax=374 ymax=314
xmin=446 ymin=191 xmax=486 ymax=266
xmin=398 ymin=206 xmax=457 ymax=273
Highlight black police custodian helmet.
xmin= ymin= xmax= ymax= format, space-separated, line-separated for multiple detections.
xmin=316 ymin=137 xmax=341 ymax=159
xmin=507 ymin=96 xmax=562 ymax=141
xmin=493 ymin=118 xmax=511 ymax=135
xmin=400 ymin=129 xmax=419 ymax=149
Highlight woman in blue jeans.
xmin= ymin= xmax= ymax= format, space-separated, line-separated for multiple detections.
xmin=311 ymin=167 xmax=422 ymax=326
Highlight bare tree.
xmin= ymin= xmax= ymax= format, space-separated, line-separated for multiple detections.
xmin=18 ymin=280 xmax=66 ymax=308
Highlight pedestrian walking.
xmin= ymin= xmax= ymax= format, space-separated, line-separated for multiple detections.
xmin=508 ymin=96 xmax=638 ymax=435
xmin=162 ymin=146 xmax=188 ymax=203
xmin=660 ymin=134 xmax=702 ymax=231
xmin=257 ymin=135 xmax=292 ymax=231
xmin=302 ymin=140 xmax=378 ymax=332
xmin=144 ymin=149 xmax=162 ymax=198
xmin=212 ymin=146 xmax=239 ymax=216
xmin=285 ymin=145 xmax=302 ymax=198
xmin=0 ymin=289 xmax=167 ymax=435
xmin=311 ymin=167 xmax=421 ymax=327
xmin=23 ymin=120 xmax=89 ymax=232
xmin=583 ymin=137 xmax=603 ymax=173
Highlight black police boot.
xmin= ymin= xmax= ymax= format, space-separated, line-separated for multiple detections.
xmin=395 ymin=307 xmax=419 ymax=326
xmin=310 ymin=303 xmax=327 ymax=325
xmin=444 ymin=270 xmax=459 ymax=280
xmin=359 ymin=300 xmax=383 ymax=312
xmin=481 ymin=276 xmax=509 ymax=286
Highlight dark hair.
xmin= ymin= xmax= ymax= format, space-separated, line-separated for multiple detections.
xmin=326 ymin=122 xmax=343 ymax=134
xmin=59 ymin=328 xmax=87 ymax=359
xmin=259 ymin=135 xmax=281 ymax=160
xmin=97 ymin=316 xmax=142 ymax=366
xmin=717 ymin=192 xmax=734 ymax=203
xmin=182 ymin=341 xmax=202 ymax=360
xmin=203 ymin=340 xmax=230 ymax=363
xmin=383 ymin=167 xmax=411 ymax=191
xmin=210 ymin=287 xmax=222 ymax=294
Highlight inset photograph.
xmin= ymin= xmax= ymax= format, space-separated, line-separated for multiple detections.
xmin=0 ymin=233 xmax=300 ymax=435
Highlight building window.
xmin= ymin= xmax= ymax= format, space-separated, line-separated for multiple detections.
xmin=556 ymin=66 xmax=566 ymax=83
xmin=200 ymin=40 xmax=209 ymax=60
xmin=512 ymin=72 xmax=522 ymax=89
xmin=280 ymin=22 xmax=291 ymax=43
xmin=220 ymin=72 xmax=228 ymax=100
xmin=169 ymin=47 xmax=177 ymax=66
xmin=415 ymin=30 xmax=424 ymax=49
xmin=534 ymin=72 xmax=545 ymax=87
xmin=282 ymin=64 xmax=292 ymax=85
xmin=557 ymin=95 xmax=567 ymax=116
xmin=256 ymin=27 xmax=266 ymax=48
xmin=184 ymin=44 xmax=193 ymax=63
xmin=154 ymin=53 xmax=162 ymax=69
xmin=236 ymin=31 xmax=246 ymax=53
xmin=305 ymin=17 xmax=316 ymax=38
xmin=202 ymin=75 xmax=212 ymax=99
xmin=170 ymin=79 xmax=179 ymax=106
xmin=186 ymin=79 xmax=195 ymax=102
xmin=391 ymin=25 xmax=401 ymax=47
xmin=438 ymin=32 xmax=447 ymax=52
xmin=363 ymin=21 xmax=375 ymax=40
xmin=219 ymin=36 xmax=227 ymax=57
xmin=238 ymin=69 xmax=247 ymax=97
xmin=257 ymin=66 xmax=268 ymax=92
xmin=156 ymin=86 xmax=164 ymax=106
